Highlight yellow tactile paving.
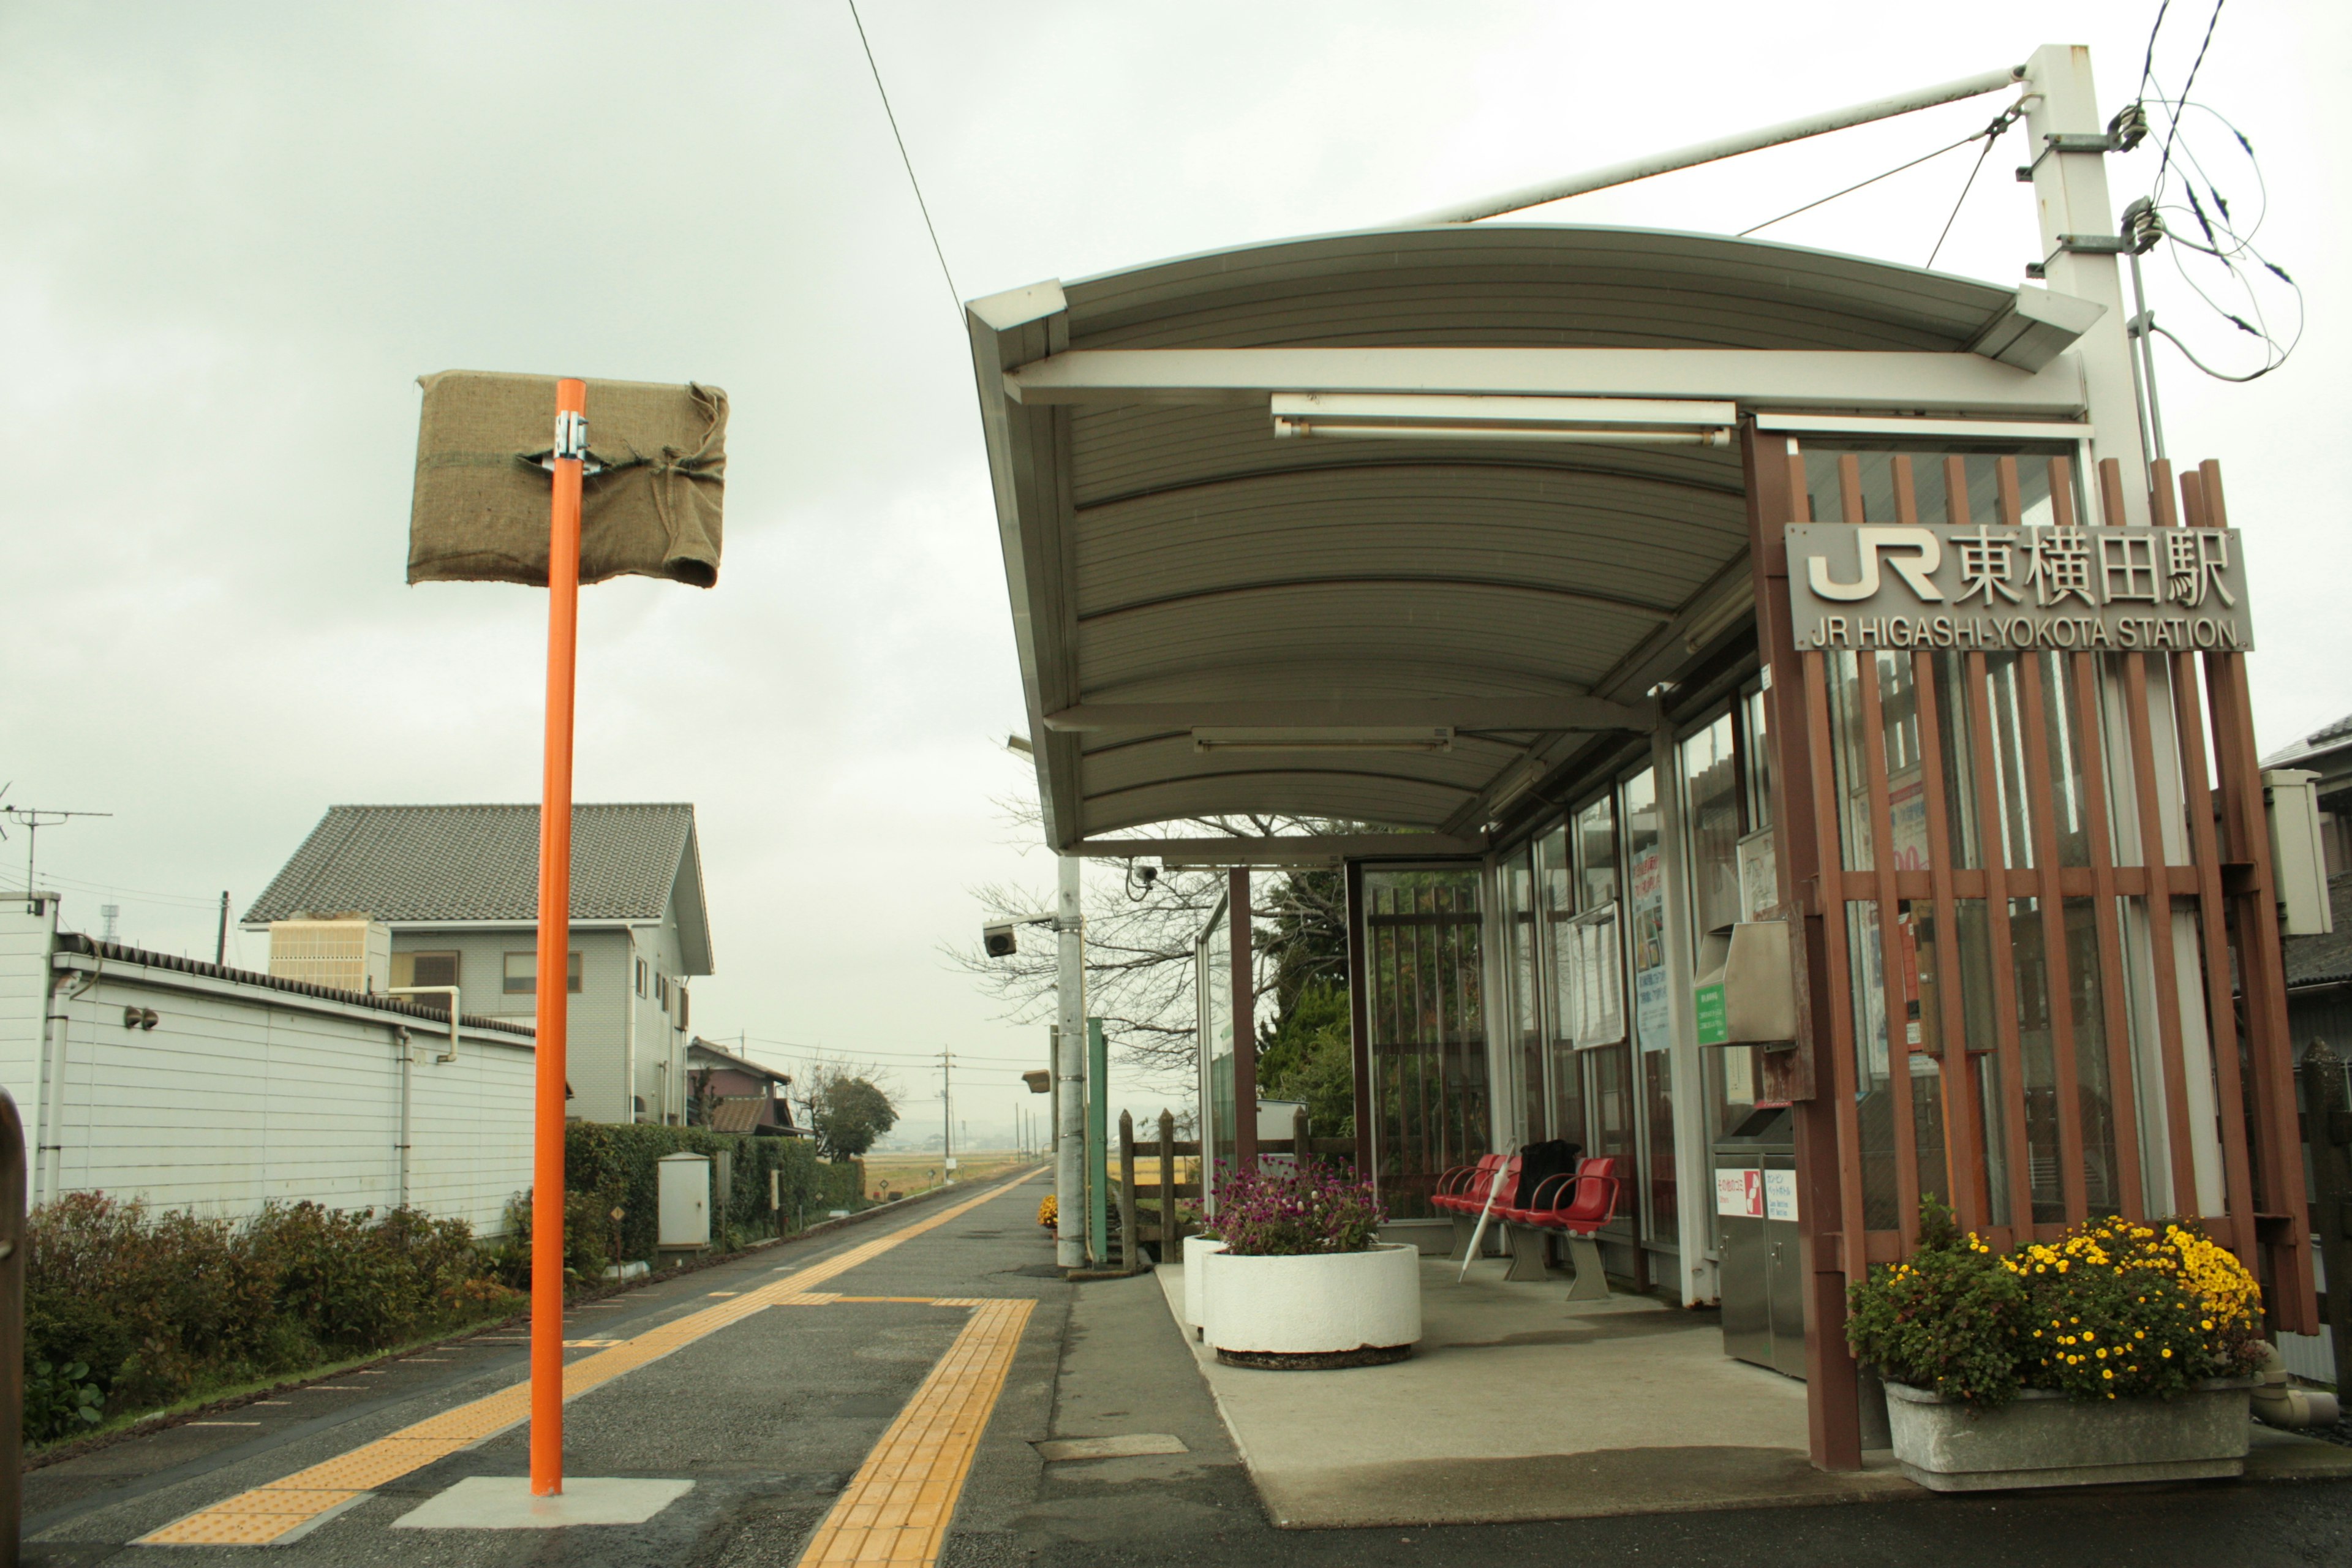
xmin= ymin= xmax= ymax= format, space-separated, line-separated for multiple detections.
xmin=135 ymin=1173 xmax=1039 ymax=1548
xmin=793 ymin=1297 xmax=1035 ymax=1567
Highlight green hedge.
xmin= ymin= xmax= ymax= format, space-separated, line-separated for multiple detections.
xmin=493 ymin=1125 xmax=863 ymax=1280
xmin=25 ymin=1194 xmax=520 ymax=1442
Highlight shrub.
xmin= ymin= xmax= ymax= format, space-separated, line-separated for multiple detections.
xmin=2006 ymin=1217 xmax=2264 ymax=1400
xmin=1843 ymin=1199 xmax=2028 ymax=1406
xmin=24 ymin=1193 xmax=521 ymax=1439
xmin=555 ymin=1123 xmax=862 ymax=1264
xmin=1208 ymin=1162 xmax=1385 ymax=1257
xmin=1848 ymin=1200 xmax=2267 ymax=1408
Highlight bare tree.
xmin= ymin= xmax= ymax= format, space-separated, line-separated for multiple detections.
xmin=945 ymin=791 xmax=1352 ymax=1090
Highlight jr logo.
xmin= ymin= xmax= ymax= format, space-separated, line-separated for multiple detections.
xmin=1805 ymin=525 xmax=1947 ymax=603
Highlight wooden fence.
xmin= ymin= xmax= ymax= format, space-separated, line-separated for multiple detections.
xmin=1114 ymin=1108 xmax=1359 ymax=1263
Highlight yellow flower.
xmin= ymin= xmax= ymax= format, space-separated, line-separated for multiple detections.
xmin=2103 ymin=1370 xmax=2113 ymax=1379
xmin=2161 ymin=1348 xmax=2172 ymax=1359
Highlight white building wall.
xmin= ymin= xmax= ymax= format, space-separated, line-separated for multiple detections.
xmin=0 ymin=903 xmax=57 ymax=1163
xmin=631 ymin=910 xmax=692 ymax=1124
xmin=390 ymin=924 xmax=636 ymax=1125
xmin=0 ymin=922 xmax=534 ymax=1235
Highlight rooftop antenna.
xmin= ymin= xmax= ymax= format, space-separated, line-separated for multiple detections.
xmin=0 ymin=786 xmax=113 ymax=912
xmin=99 ymin=904 xmax=120 ymax=943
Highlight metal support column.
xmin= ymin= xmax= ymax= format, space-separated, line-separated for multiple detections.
xmin=1054 ymin=855 xmax=1085 ymax=1270
xmin=1230 ymin=869 xmax=1257 ymax=1170
xmin=1087 ymin=1017 xmax=1110 ymax=1265
xmin=1653 ymin=718 xmax=1717 ymax=1306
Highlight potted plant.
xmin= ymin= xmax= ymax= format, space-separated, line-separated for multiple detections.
xmin=1178 ymin=1202 xmax=1224 ymax=1341
xmin=1847 ymin=1199 xmax=2264 ymax=1491
xmin=1197 ymin=1164 xmax=1418 ymax=1368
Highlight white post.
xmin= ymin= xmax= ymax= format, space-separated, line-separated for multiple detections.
xmin=2021 ymin=43 xmax=2150 ymax=524
xmin=1055 ymin=854 xmax=1086 ymax=1268
xmin=1653 ymin=721 xmax=1717 ymax=1306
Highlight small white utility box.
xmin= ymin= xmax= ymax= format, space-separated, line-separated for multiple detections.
xmin=2264 ymin=770 xmax=2335 ymax=937
xmin=657 ymin=1153 xmax=712 ymax=1252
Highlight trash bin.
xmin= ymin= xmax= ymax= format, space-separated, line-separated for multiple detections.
xmin=1713 ymin=1107 xmax=1803 ymax=1378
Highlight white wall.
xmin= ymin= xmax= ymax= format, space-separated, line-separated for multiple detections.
xmin=0 ymin=907 xmax=535 ymax=1235
xmin=388 ymin=924 xmax=641 ymax=1126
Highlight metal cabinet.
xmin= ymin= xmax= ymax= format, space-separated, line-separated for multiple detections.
xmin=1713 ymin=1108 xmax=1804 ymax=1379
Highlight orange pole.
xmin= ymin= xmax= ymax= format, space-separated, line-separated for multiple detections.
xmin=530 ymin=377 xmax=587 ymax=1497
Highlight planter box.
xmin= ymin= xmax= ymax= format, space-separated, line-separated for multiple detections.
xmin=1883 ymin=1379 xmax=2252 ymax=1492
xmin=1201 ymin=1242 xmax=1421 ymax=1369
xmin=1182 ymin=1236 xmax=1226 ymax=1341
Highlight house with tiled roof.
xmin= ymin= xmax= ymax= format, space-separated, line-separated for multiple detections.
xmin=244 ymin=803 xmax=712 ymax=1125
xmin=685 ymin=1038 xmax=804 ymax=1136
xmin=2261 ymin=711 xmax=2352 ymax=876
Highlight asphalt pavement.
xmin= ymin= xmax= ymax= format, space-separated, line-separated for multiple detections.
xmin=18 ymin=1172 xmax=2352 ymax=1567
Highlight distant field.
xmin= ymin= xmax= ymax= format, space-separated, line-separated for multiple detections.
xmin=858 ymin=1150 xmax=1036 ymax=1199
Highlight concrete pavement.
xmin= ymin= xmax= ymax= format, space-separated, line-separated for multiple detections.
xmin=17 ymin=1170 xmax=2352 ymax=1566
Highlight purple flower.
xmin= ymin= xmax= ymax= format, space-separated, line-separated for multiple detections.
xmin=1208 ymin=1162 xmax=1387 ymax=1256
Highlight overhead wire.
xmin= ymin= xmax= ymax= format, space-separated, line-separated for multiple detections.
xmin=2151 ymin=0 xmax=2226 ymax=200
xmin=2124 ymin=56 xmax=2300 ymax=384
xmin=845 ymin=0 xmax=962 ymax=325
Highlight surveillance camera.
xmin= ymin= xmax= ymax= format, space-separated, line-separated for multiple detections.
xmin=1136 ymin=864 xmax=1159 ymax=887
xmin=982 ymin=921 xmax=1018 ymax=958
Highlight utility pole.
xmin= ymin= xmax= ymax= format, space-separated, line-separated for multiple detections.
xmin=1054 ymin=855 xmax=1085 ymax=1269
xmin=215 ymin=891 xmax=229 ymax=965
xmin=940 ymin=1046 xmax=955 ymax=1182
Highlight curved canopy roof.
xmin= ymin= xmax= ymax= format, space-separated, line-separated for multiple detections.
xmin=965 ymin=224 xmax=2092 ymax=856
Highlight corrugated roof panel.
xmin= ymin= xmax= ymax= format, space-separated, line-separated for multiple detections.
xmin=244 ymin=803 xmax=695 ymax=925
xmin=974 ymin=223 xmax=2030 ymax=845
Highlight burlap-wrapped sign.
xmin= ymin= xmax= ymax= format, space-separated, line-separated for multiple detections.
xmin=409 ymin=371 xmax=725 ymax=588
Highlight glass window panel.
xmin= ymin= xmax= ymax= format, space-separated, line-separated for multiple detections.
xmin=1537 ymin=826 xmax=1589 ymax=1149
xmin=1204 ymin=911 xmax=1234 ymax=1201
xmin=1505 ymin=853 xmax=1542 ymax=1145
xmin=1575 ymin=795 xmax=1617 ymax=911
xmin=1623 ymin=769 xmax=1673 ymax=1244
xmin=1363 ymin=870 xmax=1488 ymax=1218
xmin=1681 ymin=713 xmax=1741 ymax=938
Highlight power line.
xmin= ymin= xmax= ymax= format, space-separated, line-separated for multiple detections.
xmin=2152 ymin=0 xmax=2227 ymax=199
xmin=2135 ymin=0 xmax=2174 ymax=106
xmin=845 ymin=0 xmax=960 ymax=323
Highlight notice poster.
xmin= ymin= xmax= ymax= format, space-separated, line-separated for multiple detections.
xmin=1630 ymin=843 xmax=1670 ymax=1052
xmin=1715 ymin=1167 xmax=1763 ymax=1218
xmin=1764 ymin=1169 xmax=1799 ymax=1223
xmin=1888 ymin=768 xmax=1928 ymax=870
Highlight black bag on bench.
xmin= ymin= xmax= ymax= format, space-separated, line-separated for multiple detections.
xmin=1510 ymin=1139 xmax=1582 ymax=1210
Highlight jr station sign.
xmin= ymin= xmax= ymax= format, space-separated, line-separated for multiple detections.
xmin=1786 ymin=522 xmax=2253 ymax=654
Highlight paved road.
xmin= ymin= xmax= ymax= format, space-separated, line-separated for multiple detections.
xmin=20 ymin=1173 xmax=2352 ymax=1566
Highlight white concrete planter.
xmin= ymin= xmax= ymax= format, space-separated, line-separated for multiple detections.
xmin=1182 ymin=1236 xmax=1227 ymax=1341
xmin=1883 ymin=1379 xmax=2252 ymax=1491
xmin=1201 ymin=1242 xmax=1422 ymax=1368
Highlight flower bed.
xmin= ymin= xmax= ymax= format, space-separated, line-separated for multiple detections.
xmin=1197 ymin=1164 xmax=1415 ymax=1368
xmin=1846 ymin=1200 xmax=2265 ymax=1489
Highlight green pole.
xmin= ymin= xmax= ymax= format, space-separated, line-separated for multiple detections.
xmin=1087 ymin=1017 xmax=1109 ymax=1266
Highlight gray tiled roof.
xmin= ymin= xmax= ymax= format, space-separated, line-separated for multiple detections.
xmin=2261 ymin=711 xmax=2352 ymax=769
xmin=2284 ymin=872 xmax=2352 ymax=989
xmin=244 ymin=804 xmax=696 ymax=924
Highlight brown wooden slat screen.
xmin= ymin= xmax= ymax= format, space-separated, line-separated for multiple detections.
xmin=1757 ymin=430 xmax=2313 ymax=1335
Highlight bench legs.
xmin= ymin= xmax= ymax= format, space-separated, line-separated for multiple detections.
xmin=1449 ymin=1212 xmax=1483 ymax=1259
xmin=1561 ymin=1232 xmax=1610 ymax=1301
xmin=1502 ymin=1223 xmax=1551 ymax=1283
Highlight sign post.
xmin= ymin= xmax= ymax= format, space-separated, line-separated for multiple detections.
xmin=530 ymin=378 xmax=587 ymax=1498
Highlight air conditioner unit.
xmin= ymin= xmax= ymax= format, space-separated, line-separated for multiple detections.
xmin=268 ymin=916 xmax=392 ymax=995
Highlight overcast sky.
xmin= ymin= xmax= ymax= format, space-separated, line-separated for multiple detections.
xmin=2 ymin=2 xmax=2340 ymax=1144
